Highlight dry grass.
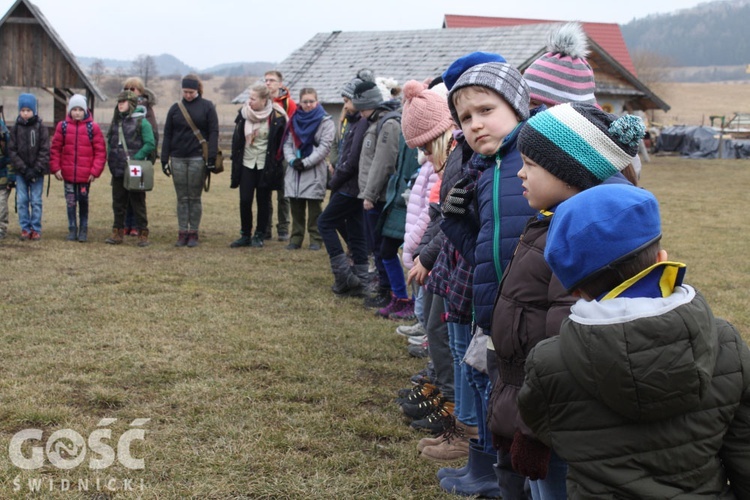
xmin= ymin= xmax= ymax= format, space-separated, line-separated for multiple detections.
xmin=0 ymin=156 xmax=747 ymax=498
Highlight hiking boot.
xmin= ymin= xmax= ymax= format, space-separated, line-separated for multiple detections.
xmin=363 ymin=288 xmax=391 ymax=309
xmin=417 ymin=422 xmax=479 ymax=453
xmin=66 ymin=226 xmax=77 ymax=241
xmin=308 ymin=243 xmax=321 ymax=251
xmin=411 ymin=402 xmax=456 ymax=434
xmin=137 ymin=228 xmax=151 ymax=247
xmin=277 ymin=232 xmax=289 ymax=242
xmin=389 ymin=298 xmax=415 ymax=321
xmin=285 ymin=243 xmax=301 ymax=250
xmin=375 ymin=294 xmax=399 ymax=318
xmin=410 ymin=369 xmax=432 ymax=386
xmin=20 ymin=229 xmax=30 ymax=240
xmin=408 ymin=341 xmax=429 ymax=358
xmin=230 ymin=235 xmax=251 ymax=247
xmin=77 ymin=226 xmax=88 ymax=243
xmin=186 ymin=231 xmax=199 ymax=248
xmin=105 ymin=228 xmax=124 ymax=245
xmin=29 ymin=231 xmax=41 ymax=241
xmin=421 ymin=435 xmax=470 ymax=461
xmin=250 ymin=233 xmax=264 ymax=247
xmin=395 ymin=382 xmax=440 ymax=406
xmin=402 ymin=394 xmax=446 ymax=420
xmin=396 ymin=322 xmax=426 ymax=337
xmin=175 ymin=231 xmax=189 ymax=247
xmin=124 ymin=226 xmax=132 ymax=236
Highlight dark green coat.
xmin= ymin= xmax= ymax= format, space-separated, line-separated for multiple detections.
xmin=518 ymin=286 xmax=750 ymax=499
xmin=379 ymin=134 xmax=419 ymax=240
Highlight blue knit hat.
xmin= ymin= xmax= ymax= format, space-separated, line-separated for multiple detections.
xmin=442 ymin=52 xmax=507 ymax=90
xmin=518 ymin=103 xmax=645 ymax=190
xmin=545 ymin=184 xmax=662 ymax=291
xmin=18 ymin=93 xmax=37 ymax=116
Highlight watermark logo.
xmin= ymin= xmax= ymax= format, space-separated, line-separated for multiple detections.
xmin=8 ymin=418 xmax=149 ymax=471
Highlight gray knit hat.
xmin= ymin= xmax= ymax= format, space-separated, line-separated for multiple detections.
xmin=342 ymin=68 xmax=375 ymax=100
xmin=67 ymin=94 xmax=88 ymax=113
xmin=352 ymin=81 xmax=384 ymax=111
xmin=448 ymin=62 xmax=530 ymax=125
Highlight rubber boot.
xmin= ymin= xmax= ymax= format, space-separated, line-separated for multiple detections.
xmin=440 ymin=440 xmax=503 ymax=498
xmin=105 ymin=228 xmax=124 ymax=245
xmin=175 ymin=231 xmax=189 ymax=247
xmin=77 ymin=225 xmax=88 ymax=243
xmin=137 ymin=228 xmax=151 ymax=247
xmin=493 ymin=449 xmax=531 ymax=500
xmin=330 ymin=254 xmax=362 ymax=296
xmin=66 ymin=226 xmax=77 ymax=241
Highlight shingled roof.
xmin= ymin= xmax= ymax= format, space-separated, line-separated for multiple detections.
xmin=233 ymin=24 xmax=668 ymax=112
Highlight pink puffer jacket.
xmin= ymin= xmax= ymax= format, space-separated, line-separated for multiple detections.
xmin=403 ymin=161 xmax=439 ymax=269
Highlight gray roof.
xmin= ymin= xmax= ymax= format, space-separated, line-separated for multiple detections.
xmin=233 ymin=24 xmax=556 ymax=104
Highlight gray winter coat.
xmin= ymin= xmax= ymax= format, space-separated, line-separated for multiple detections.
xmin=357 ymin=107 xmax=401 ymax=203
xmin=282 ymin=115 xmax=334 ymax=200
xmin=518 ymin=285 xmax=750 ymax=499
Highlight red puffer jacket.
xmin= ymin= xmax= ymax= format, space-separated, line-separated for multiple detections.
xmin=49 ymin=113 xmax=106 ymax=183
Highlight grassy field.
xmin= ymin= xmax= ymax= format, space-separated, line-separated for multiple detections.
xmin=0 ymin=156 xmax=747 ymax=499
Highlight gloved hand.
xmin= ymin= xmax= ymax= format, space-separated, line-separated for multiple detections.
xmin=162 ymin=161 xmax=171 ymax=177
xmin=442 ymin=176 xmax=474 ymax=216
xmin=510 ymin=430 xmax=551 ymax=481
xmin=292 ymin=158 xmax=305 ymax=171
xmin=206 ymin=163 xmax=216 ymax=173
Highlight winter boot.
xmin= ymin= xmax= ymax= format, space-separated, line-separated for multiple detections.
xmin=375 ymin=293 xmax=400 ymax=318
xmin=105 ymin=228 xmax=124 ymax=245
xmin=439 ymin=440 xmax=503 ymax=498
xmin=176 ymin=231 xmax=189 ymax=247
xmin=411 ymin=401 xmax=455 ymax=434
xmin=77 ymin=225 xmax=88 ymax=243
xmin=388 ymin=298 xmax=415 ymax=321
xmin=137 ymin=228 xmax=151 ymax=247
xmin=186 ymin=231 xmax=199 ymax=248
xmin=330 ymin=254 xmax=363 ymax=296
xmin=66 ymin=225 xmax=77 ymax=241
xmin=250 ymin=232 xmax=264 ymax=248
xmin=363 ymin=286 xmax=391 ymax=309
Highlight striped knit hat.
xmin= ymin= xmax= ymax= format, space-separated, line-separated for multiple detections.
xmin=523 ymin=23 xmax=596 ymax=106
xmin=518 ymin=103 xmax=645 ymax=190
xmin=448 ymin=62 xmax=530 ymax=125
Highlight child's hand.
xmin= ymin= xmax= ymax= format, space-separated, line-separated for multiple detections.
xmin=88 ymin=175 xmax=95 ymax=183
xmin=443 ymin=177 xmax=474 ymax=216
xmin=407 ymin=257 xmax=429 ymax=286
xmin=54 ymin=171 xmax=63 ymax=181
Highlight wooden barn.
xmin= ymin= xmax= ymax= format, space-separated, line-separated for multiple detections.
xmin=0 ymin=0 xmax=105 ymax=123
xmin=235 ymin=22 xmax=669 ymax=121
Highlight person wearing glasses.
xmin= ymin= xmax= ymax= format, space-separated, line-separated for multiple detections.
xmin=263 ymin=70 xmax=296 ymax=242
xmin=121 ymin=77 xmax=158 ymax=237
xmin=281 ymin=88 xmax=333 ymax=250
xmin=160 ymin=74 xmax=219 ymax=248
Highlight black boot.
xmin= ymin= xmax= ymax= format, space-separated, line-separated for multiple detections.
xmin=330 ymin=254 xmax=362 ymax=296
xmin=78 ymin=217 xmax=88 ymax=242
xmin=66 ymin=226 xmax=78 ymax=241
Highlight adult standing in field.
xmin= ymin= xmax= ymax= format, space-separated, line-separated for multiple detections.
xmin=121 ymin=76 xmax=159 ymax=237
xmin=161 ymin=74 xmax=219 ymax=248
xmin=282 ymin=87 xmax=334 ymax=250
xmin=264 ymin=70 xmax=296 ymax=242
xmin=228 ymin=82 xmax=288 ymax=248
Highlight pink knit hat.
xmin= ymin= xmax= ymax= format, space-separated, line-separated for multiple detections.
xmin=401 ymin=80 xmax=455 ymax=149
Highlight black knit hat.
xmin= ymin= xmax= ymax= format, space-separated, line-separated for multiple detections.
xmin=352 ymin=81 xmax=384 ymax=111
xmin=517 ymin=103 xmax=645 ymax=190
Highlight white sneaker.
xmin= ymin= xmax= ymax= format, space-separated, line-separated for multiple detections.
xmin=396 ymin=322 xmax=425 ymax=337
xmin=408 ymin=334 xmax=428 ymax=345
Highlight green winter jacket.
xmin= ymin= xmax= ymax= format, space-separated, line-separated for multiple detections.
xmin=518 ymin=285 xmax=750 ymax=499
xmin=379 ymin=134 xmax=420 ymax=240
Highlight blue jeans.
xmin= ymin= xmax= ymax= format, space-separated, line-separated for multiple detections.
xmin=16 ymin=176 xmax=43 ymax=233
xmin=448 ymin=322 xmax=478 ymax=427
xmin=529 ymin=451 xmax=567 ymax=500
xmin=317 ymin=192 xmax=367 ymax=265
xmin=413 ymin=285 xmax=425 ymax=325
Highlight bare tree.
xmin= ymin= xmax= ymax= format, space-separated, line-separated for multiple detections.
xmin=131 ymin=55 xmax=159 ymax=86
xmin=631 ymin=50 xmax=675 ymax=87
xmin=88 ymin=59 xmax=106 ymax=84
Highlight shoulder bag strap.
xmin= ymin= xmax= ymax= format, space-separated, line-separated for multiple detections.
xmin=177 ymin=101 xmax=208 ymax=165
xmin=117 ymin=122 xmax=131 ymax=160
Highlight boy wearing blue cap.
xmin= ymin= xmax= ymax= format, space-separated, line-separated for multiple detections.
xmin=8 ymin=93 xmax=50 ymax=240
xmin=518 ymin=184 xmax=750 ymax=498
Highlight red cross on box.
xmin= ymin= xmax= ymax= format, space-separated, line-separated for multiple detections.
xmin=130 ymin=165 xmax=142 ymax=177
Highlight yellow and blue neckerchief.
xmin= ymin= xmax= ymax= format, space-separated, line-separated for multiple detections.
xmin=601 ymin=261 xmax=687 ymax=300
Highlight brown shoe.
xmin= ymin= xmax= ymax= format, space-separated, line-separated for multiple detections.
xmin=420 ymin=434 xmax=470 ymax=461
xmin=417 ymin=421 xmax=478 ymax=452
xmin=137 ymin=228 xmax=151 ymax=247
xmin=105 ymin=228 xmax=124 ymax=245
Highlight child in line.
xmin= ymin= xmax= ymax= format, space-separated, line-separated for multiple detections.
xmin=489 ymin=103 xmax=646 ymax=499
xmin=519 ymin=183 xmax=750 ymax=498
xmin=436 ymin=57 xmax=536 ymax=499
xmin=49 ymin=94 xmax=107 ymax=242
xmin=8 ymin=93 xmax=49 ymax=241
xmin=0 ymin=114 xmax=13 ymax=239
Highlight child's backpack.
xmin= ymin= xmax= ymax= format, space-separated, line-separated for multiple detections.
xmin=61 ymin=120 xmax=94 ymax=145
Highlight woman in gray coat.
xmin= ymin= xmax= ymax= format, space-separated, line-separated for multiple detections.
xmin=282 ymin=88 xmax=334 ymax=250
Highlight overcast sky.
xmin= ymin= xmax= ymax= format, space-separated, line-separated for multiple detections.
xmin=1 ymin=0 xmax=723 ymax=70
